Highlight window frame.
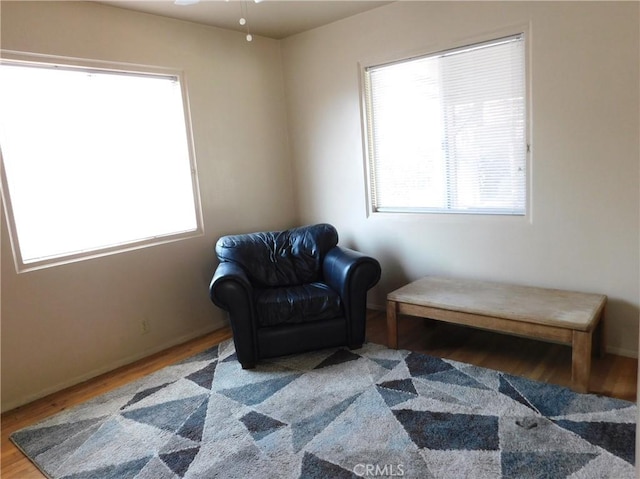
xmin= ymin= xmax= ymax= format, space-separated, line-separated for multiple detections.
xmin=359 ymin=28 xmax=531 ymax=218
xmin=0 ymin=50 xmax=204 ymax=272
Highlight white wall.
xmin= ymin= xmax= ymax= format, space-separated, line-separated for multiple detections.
xmin=1 ymin=1 xmax=296 ymax=411
xmin=281 ymin=2 xmax=640 ymax=356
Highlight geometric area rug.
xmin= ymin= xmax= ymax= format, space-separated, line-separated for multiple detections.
xmin=11 ymin=340 xmax=636 ymax=478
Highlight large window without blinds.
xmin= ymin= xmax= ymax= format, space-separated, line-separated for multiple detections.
xmin=0 ymin=55 xmax=202 ymax=271
xmin=363 ymin=33 xmax=528 ymax=215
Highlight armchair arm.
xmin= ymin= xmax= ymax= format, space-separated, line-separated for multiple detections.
xmin=210 ymin=261 xmax=252 ymax=309
xmin=209 ymin=262 xmax=257 ymax=369
xmin=323 ymin=247 xmax=381 ymax=347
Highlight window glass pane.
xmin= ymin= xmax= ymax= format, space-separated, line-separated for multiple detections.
xmin=0 ymin=61 xmax=201 ymax=267
xmin=365 ymin=34 xmax=526 ymax=215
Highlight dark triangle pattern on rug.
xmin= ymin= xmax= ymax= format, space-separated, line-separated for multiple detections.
xmin=217 ymin=373 xmax=302 ymax=406
xmin=313 ymin=348 xmax=362 ymax=369
xmin=121 ymin=394 xmax=209 ymax=433
xmin=552 ymin=419 xmax=636 ymax=465
xmin=501 ymin=451 xmax=599 ymax=479
xmin=240 ymin=410 xmax=287 ymax=442
xmin=11 ymin=340 xmax=636 ymax=479
xmin=393 ymin=409 xmax=500 ymax=450
xmin=176 ymin=399 xmax=208 ymax=442
xmin=185 ymin=361 xmax=217 ymax=390
xmin=160 ymin=447 xmax=200 ymax=477
xmin=376 ymin=378 xmax=419 ymax=408
xmin=299 ymin=451 xmax=357 ymax=479
xmin=121 ymin=382 xmax=174 ymax=410
xmin=11 ymin=417 xmax=107 ymax=460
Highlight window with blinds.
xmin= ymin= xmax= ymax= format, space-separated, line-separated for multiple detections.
xmin=363 ymin=34 xmax=527 ymax=215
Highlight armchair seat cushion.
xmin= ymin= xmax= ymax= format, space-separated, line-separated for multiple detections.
xmin=255 ymin=282 xmax=343 ymax=327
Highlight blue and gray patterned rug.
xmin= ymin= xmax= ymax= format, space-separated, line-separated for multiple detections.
xmin=11 ymin=340 xmax=636 ymax=478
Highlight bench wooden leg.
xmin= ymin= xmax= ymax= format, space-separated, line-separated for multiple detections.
xmin=594 ymin=309 xmax=606 ymax=359
xmin=572 ymin=330 xmax=592 ymax=393
xmin=387 ymin=300 xmax=398 ymax=349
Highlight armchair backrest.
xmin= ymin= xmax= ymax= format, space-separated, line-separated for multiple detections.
xmin=215 ymin=223 xmax=339 ymax=287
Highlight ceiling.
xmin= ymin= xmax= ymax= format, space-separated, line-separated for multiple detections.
xmin=98 ymin=1 xmax=393 ymax=40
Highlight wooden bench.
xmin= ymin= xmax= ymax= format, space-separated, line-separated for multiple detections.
xmin=386 ymin=276 xmax=607 ymax=392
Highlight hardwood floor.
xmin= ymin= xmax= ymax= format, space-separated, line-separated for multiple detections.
xmin=2 ymin=310 xmax=637 ymax=478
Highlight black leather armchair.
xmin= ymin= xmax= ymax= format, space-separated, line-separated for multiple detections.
xmin=209 ymin=223 xmax=381 ymax=369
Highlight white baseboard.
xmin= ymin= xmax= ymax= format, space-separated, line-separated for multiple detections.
xmin=2 ymin=320 xmax=224 ymax=413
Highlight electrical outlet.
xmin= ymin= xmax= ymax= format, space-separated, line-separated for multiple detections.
xmin=141 ymin=319 xmax=150 ymax=335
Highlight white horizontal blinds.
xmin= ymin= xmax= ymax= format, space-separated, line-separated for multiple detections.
xmin=441 ymin=35 xmax=526 ymax=213
xmin=366 ymin=57 xmax=446 ymax=210
xmin=365 ymin=34 xmax=526 ymax=214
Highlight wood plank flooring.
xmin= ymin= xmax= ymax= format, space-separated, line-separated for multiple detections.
xmin=2 ymin=310 xmax=637 ymax=478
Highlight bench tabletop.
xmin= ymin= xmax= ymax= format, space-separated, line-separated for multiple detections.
xmin=387 ymin=276 xmax=607 ymax=331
